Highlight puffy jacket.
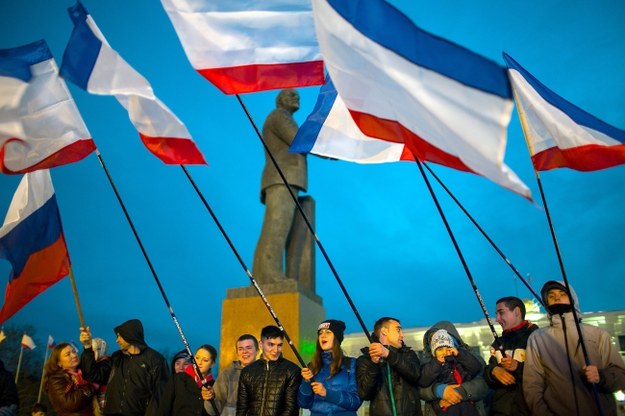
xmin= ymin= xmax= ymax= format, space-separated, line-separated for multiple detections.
xmin=236 ymin=356 xmax=301 ymax=416
xmin=356 ymin=345 xmax=422 ymax=416
xmin=483 ymin=320 xmax=538 ymax=416
xmin=45 ymin=370 xmax=97 ymax=416
xmin=420 ymin=321 xmax=488 ymax=416
xmin=298 ymin=353 xmax=361 ymax=415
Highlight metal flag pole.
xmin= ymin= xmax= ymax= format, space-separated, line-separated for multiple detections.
xmin=422 ymin=162 xmax=543 ymax=306
xmin=413 ymin=157 xmax=504 ymax=350
xmin=179 ymin=165 xmax=307 ymax=367
xmin=235 ymin=94 xmax=373 ymax=343
xmin=93 ymin=150 xmax=220 ymax=414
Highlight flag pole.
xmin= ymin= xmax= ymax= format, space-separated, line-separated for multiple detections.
xmin=413 ymin=157 xmax=504 ymax=349
xmin=67 ymin=263 xmax=86 ymax=328
xmin=512 ymin=89 xmax=604 ymax=415
xmin=93 ymin=150 xmax=220 ymax=414
xmin=235 ymin=94 xmax=373 ymax=343
xmin=422 ymin=162 xmax=543 ymax=306
xmin=179 ymin=166 xmax=307 ymax=367
xmin=14 ymin=343 xmax=24 ymax=384
xmin=37 ymin=342 xmax=51 ymax=402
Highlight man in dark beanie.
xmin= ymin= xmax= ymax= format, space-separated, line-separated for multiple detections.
xmin=523 ymin=281 xmax=625 ymax=416
xmin=79 ymin=319 xmax=169 ymax=416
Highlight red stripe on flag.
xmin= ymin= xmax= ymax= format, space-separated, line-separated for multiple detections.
xmin=0 ymin=235 xmax=70 ymax=323
xmin=198 ymin=61 xmax=325 ymax=95
xmin=532 ymin=143 xmax=625 ymax=171
xmin=349 ymin=110 xmax=473 ymax=172
xmin=0 ymin=138 xmax=96 ymax=174
xmin=139 ymin=133 xmax=207 ymax=165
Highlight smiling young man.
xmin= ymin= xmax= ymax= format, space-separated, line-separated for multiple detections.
xmin=211 ymin=334 xmax=258 ymax=416
xmin=484 ymin=296 xmax=538 ymax=415
xmin=236 ymin=325 xmax=301 ymax=416
xmin=523 ymin=281 xmax=625 ymax=416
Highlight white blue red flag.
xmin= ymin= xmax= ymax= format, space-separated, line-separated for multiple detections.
xmin=311 ymin=0 xmax=531 ymax=199
xmin=61 ymin=2 xmax=206 ymax=165
xmin=21 ymin=333 xmax=36 ymax=350
xmin=504 ymin=53 xmax=625 ymax=171
xmin=291 ymin=76 xmax=414 ymax=163
xmin=161 ymin=0 xmax=325 ymax=94
xmin=0 ymin=40 xmax=95 ymax=174
xmin=0 ymin=169 xmax=70 ymax=323
xmin=47 ymin=334 xmax=55 ymax=349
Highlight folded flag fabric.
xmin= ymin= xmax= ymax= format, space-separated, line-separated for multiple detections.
xmin=311 ymin=0 xmax=531 ymax=199
xmin=0 ymin=169 xmax=70 ymax=323
xmin=504 ymin=52 xmax=625 ymax=171
xmin=61 ymin=1 xmax=206 ymax=165
xmin=291 ymin=76 xmax=414 ymax=163
xmin=161 ymin=0 xmax=325 ymax=94
xmin=21 ymin=333 xmax=36 ymax=350
xmin=0 ymin=40 xmax=95 ymax=174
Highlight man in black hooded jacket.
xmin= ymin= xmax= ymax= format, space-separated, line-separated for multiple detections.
xmin=80 ymin=319 xmax=169 ymax=416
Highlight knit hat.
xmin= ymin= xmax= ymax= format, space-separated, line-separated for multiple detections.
xmin=430 ymin=329 xmax=455 ymax=352
xmin=318 ymin=319 xmax=346 ymax=344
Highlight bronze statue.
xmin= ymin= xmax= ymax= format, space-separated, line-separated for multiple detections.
xmin=252 ymin=89 xmax=307 ymax=284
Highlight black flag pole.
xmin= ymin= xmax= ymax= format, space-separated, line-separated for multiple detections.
xmin=422 ymin=162 xmax=544 ymax=307
xmin=93 ymin=151 xmax=219 ymax=414
xmin=412 ymin=157 xmax=504 ymax=349
xmin=235 ymin=94 xmax=373 ymax=343
xmin=179 ymin=165 xmax=307 ymax=367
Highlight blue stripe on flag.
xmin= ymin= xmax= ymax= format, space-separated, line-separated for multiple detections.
xmin=503 ymin=52 xmax=625 ymax=143
xmin=326 ymin=0 xmax=510 ymax=99
xmin=290 ymin=77 xmax=338 ymax=154
xmin=0 ymin=39 xmax=52 ymax=81
xmin=60 ymin=2 xmax=101 ymax=91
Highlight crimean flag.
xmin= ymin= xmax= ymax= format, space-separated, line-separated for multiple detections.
xmin=311 ymin=0 xmax=531 ymax=199
xmin=21 ymin=333 xmax=36 ymax=350
xmin=290 ymin=76 xmax=414 ymax=163
xmin=161 ymin=0 xmax=325 ymax=94
xmin=0 ymin=169 xmax=70 ymax=323
xmin=503 ymin=52 xmax=625 ymax=171
xmin=0 ymin=40 xmax=95 ymax=174
xmin=47 ymin=334 xmax=55 ymax=349
xmin=60 ymin=1 xmax=206 ymax=165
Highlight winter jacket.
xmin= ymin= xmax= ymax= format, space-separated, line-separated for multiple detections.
xmin=45 ymin=370 xmax=97 ymax=416
xmin=419 ymin=350 xmax=482 ymax=416
xmin=298 ymin=353 xmax=361 ymax=415
xmin=80 ymin=319 xmax=169 ymax=416
xmin=483 ymin=320 xmax=538 ymax=416
xmin=419 ymin=321 xmax=488 ymax=416
xmin=212 ymin=361 xmax=243 ymax=416
xmin=0 ymin=360 xmax=18 ymax=415
xmin=236 ymin=356 xmax=301 ymax=416
xmin=523 ymin=281 xmax=625 ymax=416
xmin=356 ymin=344 xmax=422 ymax=416
xmin=157 ymin=365 xmax=214 ymax=416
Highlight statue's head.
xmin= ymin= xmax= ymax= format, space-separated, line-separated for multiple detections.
xmin=276 ymin=89 xmax=300 ymax=113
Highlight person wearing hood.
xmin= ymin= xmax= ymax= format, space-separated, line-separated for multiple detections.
xmin=420 ymin=321 xmax=489 ymax=416
xmin=298 ymin=319 xmax=362 ymax=415
xmin=356 ymin=316 xmax=422 ymax=415
xmin=523 ymin=280 xmax=625 ymax=416
xmin=483 ymin=296 xmax=538 ymax=416
xmin=171 ymin=349 xmax=192 ymax=374
xmin=79 ymin=319 xmax=169 ymax=416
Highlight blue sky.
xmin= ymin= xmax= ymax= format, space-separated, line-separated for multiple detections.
xmin=1 ymin=0 xmax=624 ymax=361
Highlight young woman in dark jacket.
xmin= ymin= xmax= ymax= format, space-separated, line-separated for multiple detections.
xmin=44 ymin=343 xmax=98 ymax=416
xmin=157 ymin=344 xmax=217 ymax=416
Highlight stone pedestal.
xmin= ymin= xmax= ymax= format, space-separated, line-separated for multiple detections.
xmin=218 ymin=279 xmax=325 ymax=372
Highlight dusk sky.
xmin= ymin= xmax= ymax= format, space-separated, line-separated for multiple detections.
xmin=1 ymin=0 xmax=624 ymax=365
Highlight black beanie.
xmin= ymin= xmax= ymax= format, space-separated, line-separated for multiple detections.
xmin=540 ymin=281 xmax=568 ymax=305
xmin=318 ymin=319 xmax=346 ymax=344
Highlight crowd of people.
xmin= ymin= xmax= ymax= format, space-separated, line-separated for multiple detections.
xmin=25 ymin=281 xmax=625 ymax=415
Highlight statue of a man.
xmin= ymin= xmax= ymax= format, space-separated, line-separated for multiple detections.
xmin=252 ymin=89 xmax=307 ymax=284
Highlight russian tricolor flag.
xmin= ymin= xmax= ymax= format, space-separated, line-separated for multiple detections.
xmin=60 ymin=2 xmax=206 ymax=166
xmin=0 ymin=40 xmax=95 ymax=174
xmin=161 ymin=0 xmax=325 ymax=94
xmin=311 ymin=0 xmax=531 ymax=199
xmin=0 ymin=169 xmax=70 ymax=323
xmin=291 ymin=76 xmax=414 ymax=163
xmin=504 ymin=53 xmax=625 ymax=171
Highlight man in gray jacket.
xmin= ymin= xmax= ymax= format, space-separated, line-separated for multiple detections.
xmin=523 ymin=280 xmax=625 ymax=416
